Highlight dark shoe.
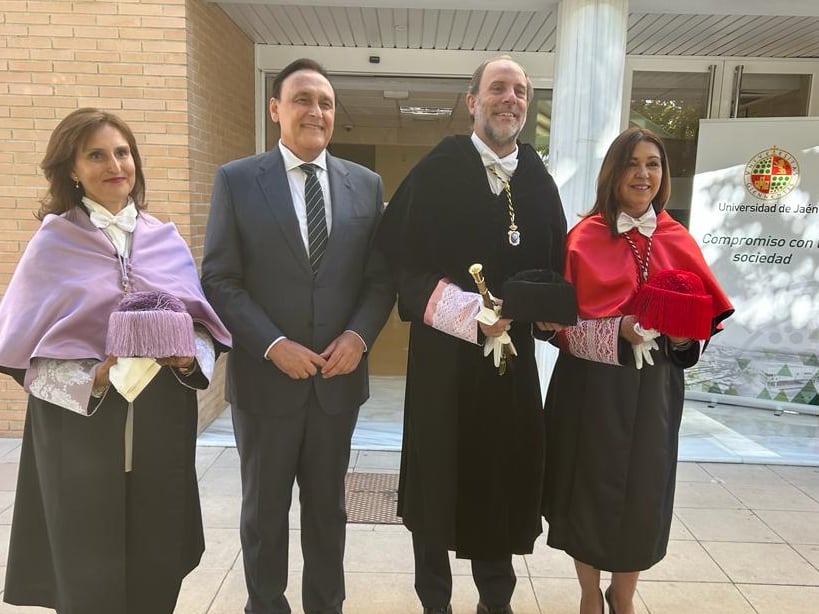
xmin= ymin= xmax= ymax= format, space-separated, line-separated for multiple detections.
xmin=477 ymin=602 xmax=513 ymax=614
xmin=423 ymin=606 xmax=452 ymax=614
xmin=604 ymin=587 xmax=616 ymax=614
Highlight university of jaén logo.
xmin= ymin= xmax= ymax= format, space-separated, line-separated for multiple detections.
xmin=744 ymin=146 xmax=800 ymax=200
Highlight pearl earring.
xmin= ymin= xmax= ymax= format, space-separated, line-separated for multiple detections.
xmin=73 ymin=176 xmax=79 ymax=189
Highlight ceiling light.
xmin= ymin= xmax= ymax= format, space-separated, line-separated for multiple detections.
xmin=400 ymin=106 xmax=453 ymax=118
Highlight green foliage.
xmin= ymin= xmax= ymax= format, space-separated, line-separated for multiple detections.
xmin=631 ymin=99 xmax=703 ymax=140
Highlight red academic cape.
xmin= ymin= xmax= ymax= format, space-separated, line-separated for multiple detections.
xmin=565 ymin=211 xmax=733 ymax=330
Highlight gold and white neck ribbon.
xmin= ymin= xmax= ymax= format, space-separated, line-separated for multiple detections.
xmin=471 ymin=132 xmax=518 ymax=195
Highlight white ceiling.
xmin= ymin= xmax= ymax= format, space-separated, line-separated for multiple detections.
xmin=216 ymin=3 xmax=819 ymax=58
xmin=223 ymin=1 xmax=819 ymax=146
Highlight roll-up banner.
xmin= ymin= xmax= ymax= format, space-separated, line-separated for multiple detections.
xmin=687 ymin=118 xmax=819 ymax=414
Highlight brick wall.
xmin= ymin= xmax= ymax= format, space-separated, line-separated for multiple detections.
xmin=0 ymin=0 xmax=255 ymax=435
xmin=185 ymin=0 xmax=255 ymax=429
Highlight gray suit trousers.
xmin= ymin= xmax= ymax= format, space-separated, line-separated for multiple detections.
xmin=233 ymin=388 xmax=358 ymax=614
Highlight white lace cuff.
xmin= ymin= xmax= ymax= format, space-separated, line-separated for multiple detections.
xmin=174 ymin=325 xmax=216 ymax=388
xmin=26 ymin=358 xmax=106 ymax=415
xmin=423 ymin=278 xmax=482 ymax=345
xmin=562 ymin=317 xmax=622 ymax=365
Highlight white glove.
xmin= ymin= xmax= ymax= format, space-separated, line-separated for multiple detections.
xmin=476 ymin=305 xmax=517 ymax=368
xmin=631 ymin=323 xmax=660 ymax=370
xmin=483 ymin=331 xmax=518 ymax=368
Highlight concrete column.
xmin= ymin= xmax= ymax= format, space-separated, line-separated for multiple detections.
xmin=536 ymin=0 xmax=629 ymax=396
xmin=548 ymin=0 xmax=629 ymax=225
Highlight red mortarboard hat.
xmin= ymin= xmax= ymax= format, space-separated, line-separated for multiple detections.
xmin=106 ymin=290 xmax=196 ymax=358
xmin=630 ymin=269 xmax=714 ymax=340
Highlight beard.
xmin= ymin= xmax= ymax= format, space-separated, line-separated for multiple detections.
xmin=475 ymin=107 xmax=525 ymax=150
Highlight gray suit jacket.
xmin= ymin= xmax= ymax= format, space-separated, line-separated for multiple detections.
xmin=201 ymin=147 xmax=395 ymax=415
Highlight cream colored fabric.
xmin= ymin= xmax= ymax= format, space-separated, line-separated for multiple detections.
xmin=109 ymin=357 xmax=160 ymax=402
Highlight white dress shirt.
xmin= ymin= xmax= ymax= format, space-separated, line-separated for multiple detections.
xmin=265 ymin=143 xmax=366 ymax=359
xmin=279 ymin=141 xmax=333 ymax=252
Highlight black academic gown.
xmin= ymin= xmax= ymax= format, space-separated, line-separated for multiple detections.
xmin=543 ymin=340 xmax=699 ymax=571
xmin=3 ymin=367 xmax=206 ymax=614
xmin=378 ymin=135 xmax=566 ymax=559
xmin=541 ymin=213 xmax=733 ymax=572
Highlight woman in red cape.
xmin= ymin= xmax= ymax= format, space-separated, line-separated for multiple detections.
xmin=542 ymin=128 xmax=733 ymax=614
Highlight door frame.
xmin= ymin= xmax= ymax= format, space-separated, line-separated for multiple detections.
xmin=718 ymin=57 xmax=819 ymax=118
xmin=622 ymin=56 xmax=726 ymax=129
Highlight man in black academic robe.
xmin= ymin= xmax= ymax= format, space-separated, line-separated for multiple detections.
xmin=377 ymin=55 xmax=567 ymax=614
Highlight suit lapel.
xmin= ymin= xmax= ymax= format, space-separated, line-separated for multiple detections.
xmin=257 ymin=148 xmax=312 ymax=273
xmin=321 ymin=154 xmax=353 ymax=274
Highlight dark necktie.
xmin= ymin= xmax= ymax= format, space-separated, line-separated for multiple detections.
xmin=300 ymin=163 xmax=328 ymax=273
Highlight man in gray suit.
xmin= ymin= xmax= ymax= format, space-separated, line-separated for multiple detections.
xmin=201 ymin=58 xmax=394 ymax=614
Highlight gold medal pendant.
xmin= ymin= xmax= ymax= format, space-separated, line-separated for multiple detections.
xmin=489 ymin=166 xmax=521 ymax=248
xmin=500 ymin=178 xmax=520 ymax=247
xmin=508 ymin=225 xmax=520 ymax=246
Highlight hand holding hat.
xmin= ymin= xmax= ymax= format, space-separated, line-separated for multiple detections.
xmin=631 ymin=322 xmax=660 ymax=369
xmin=106 ymin=290 xmax=196 ymax=358
xmin=105 ymin=290 xmax=197 ymax=400
xmin=626 ymin=269 xmax=714 ymax=369
xmin=629 ymin=269 xmax=714 ymax=341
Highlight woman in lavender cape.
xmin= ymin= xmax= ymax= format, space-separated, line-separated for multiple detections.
xmin=0 ymin=108 xmax=231 ymax=614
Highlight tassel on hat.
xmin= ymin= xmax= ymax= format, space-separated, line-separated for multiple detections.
xmin=629 ymin=269 xmax=714 ymax=340
xmin=106 ymin=290 xmax=196 ymax=358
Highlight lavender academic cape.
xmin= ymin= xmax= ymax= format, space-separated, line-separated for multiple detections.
xmin=0 ymin=207 xmax=230 ymax=614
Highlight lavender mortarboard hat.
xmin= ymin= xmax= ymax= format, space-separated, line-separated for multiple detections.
xmin=106 ymin=290 xmax=196 ymax=358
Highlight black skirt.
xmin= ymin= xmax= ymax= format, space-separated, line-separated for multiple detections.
xmin=3 ymin=367 xmax=204 ymax=614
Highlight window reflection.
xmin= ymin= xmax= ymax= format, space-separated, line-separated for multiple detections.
xmin=736 ymin=73 xmax=811 ymax=118
xmin=520 ymin=92 xmax=553 ymax=161
xmin=630 ymin=70 xmax=711 ymax=227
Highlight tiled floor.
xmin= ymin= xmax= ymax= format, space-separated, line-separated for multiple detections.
xmin=0 ymin=376 xmax=817 ymax=613
xmin=201 ymin=376 xmax=819 ymax=465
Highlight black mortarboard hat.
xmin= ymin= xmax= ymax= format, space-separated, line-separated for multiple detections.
xmin=501 ymin=269 xmax=577 ymax=325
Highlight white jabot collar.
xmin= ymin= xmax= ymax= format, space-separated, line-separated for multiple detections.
xmin=616 ymin=206 xmax=657 ymax=237
xmin=83 ymin=197 xmax=138 ymax=233
xmin=470 ymin=133 xmax=518 ymax=180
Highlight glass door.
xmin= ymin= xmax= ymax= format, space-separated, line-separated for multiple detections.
xmin=719 ymin=59 xmax=818 ymax=119
xmin=624 ymin=59 xmax=721 ymax=226
xmin=263 ymin=69 xmax=555 ymax=376
xmin=626 ymin=58 xmax=818 ymax=227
